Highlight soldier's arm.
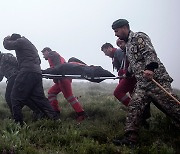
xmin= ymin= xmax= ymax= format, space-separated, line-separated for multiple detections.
xmin=136 ymin=33 xmax=158 ymax=71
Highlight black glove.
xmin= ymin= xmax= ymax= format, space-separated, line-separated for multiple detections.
xmin=41 ymin=70 xmax=46 ymax=74
xmin=53 ymin=79 xmax=59 ymax=83
xmin=125 ymin=71 xmax=132 ymax=78
xmin=41 ymin=68 xmax=52 ymax=74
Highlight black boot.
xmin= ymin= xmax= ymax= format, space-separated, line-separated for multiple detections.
xmin=76 ymin=111 xmax=87 ymax=123
xmin=142 ymin=120 xmax=150 ymax=129
xmin=113 ymin=137 xmax=136 ymax=147
xmin=32 ymin=112 xmax=46 ymax=121
xmin=113 ymin=132 xmax=137 ymax=147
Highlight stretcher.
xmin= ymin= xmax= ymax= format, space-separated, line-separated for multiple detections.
xmin=42 ymin=74 xmax=122 ymax=83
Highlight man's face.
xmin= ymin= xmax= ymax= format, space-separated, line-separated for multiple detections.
xmin=42 ymin=50 xmax=49 ymax=60
xmin=114 ymin=27 xmax=127 ymax=41
xmin=117 ymin=39 xmax=126 ymax=50
xmin=102 ymin=47 xmax=113 ymax=57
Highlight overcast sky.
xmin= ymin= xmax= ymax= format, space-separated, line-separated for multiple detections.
xmin=0 ymin=0 xmax=180 ymax=88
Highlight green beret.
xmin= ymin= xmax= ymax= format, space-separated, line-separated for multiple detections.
xmin=112 ymin=19 xmax=129 ymax=30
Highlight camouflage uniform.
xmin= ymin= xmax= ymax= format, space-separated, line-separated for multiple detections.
xmin=124 ymin=31 xmax=180 ymax=141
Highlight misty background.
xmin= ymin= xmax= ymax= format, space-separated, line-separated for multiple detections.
xmin=0 ymin=0 xmax=179 ymax=88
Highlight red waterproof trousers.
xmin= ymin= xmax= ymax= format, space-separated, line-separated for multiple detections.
xmin=48 ymin=78 xmax=84 ymax=113
xmin=114 ymin=76 xmax=136 ymax=106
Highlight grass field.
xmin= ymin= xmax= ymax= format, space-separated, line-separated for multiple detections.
xmin=0 ymin=81 xmax=179 ymax=154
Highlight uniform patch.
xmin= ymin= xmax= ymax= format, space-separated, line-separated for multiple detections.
xmin=131 ymin=47 xmax=134 ymax=52
xmin=137 ymin=37 xmax=146 ymax=51
xmin=138 ymin=37 xmax=143 ymax=44
xmin=131 ymin=37 xmax=137 ymax=45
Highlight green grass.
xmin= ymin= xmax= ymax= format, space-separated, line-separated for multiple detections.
xmin=0 ymin=81 xmax=179 ymax=154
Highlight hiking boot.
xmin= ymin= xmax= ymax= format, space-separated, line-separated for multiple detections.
xmin=142 ymin=120 xmax=150 ymax=129
xmin=32 ymin=112 xmax=46 ymax=121
xmin=54 ymin=111 xmax=61 ymax=119
xmin=113 ymin=137 xmax=136 ymax=147
xmin=76 ymin=111 xmax=87 ymax=123
xmin=113 ymin=131 xmax=138 ymax=147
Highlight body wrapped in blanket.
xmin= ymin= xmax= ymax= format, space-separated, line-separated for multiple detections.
xmin=42 ymin=58 xmax=115 ymax=83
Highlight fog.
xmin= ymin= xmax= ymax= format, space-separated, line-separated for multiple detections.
xmin=0 ymin=0 xmax=179 ymax=88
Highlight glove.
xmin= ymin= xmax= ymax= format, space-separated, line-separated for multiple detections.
xmin=41 ymin=70 xmax=46 ymax=74
xmin=125 ymin=70 xmax=132 ymax=78
xmin=41 ymin=68 xmax=51 ymax=74
xmin=53 ymin=79 xmax=59 ymax=83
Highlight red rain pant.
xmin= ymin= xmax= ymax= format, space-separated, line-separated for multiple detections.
xmin=48 ymin=78 xmax=84 ymax=113
xmin=114 ymin=76 xmax=136 ymax=106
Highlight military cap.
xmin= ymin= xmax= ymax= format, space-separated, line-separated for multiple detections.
xmin=112 ymin=19 xmax=129 ymax=30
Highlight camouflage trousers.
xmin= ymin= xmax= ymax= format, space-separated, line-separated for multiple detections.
xmin=124 ymin=80 xmax=180 ymax=136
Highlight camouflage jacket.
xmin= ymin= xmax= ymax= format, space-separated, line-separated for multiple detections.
xmin=126 ymin=31 xmax=173 ymax=86
xmin=0 ymin=53 xmax=18 ymax=81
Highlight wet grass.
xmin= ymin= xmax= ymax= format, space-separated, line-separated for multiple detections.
xmin=0 ymin=82 xmax=179 ymax=154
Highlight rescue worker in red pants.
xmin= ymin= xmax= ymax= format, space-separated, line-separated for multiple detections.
xmin=101 ymin=40 xmax=150 ymax=127
xmin=114 ymin=39 xmax=137 ymax=106
xmin=41 ymin=47 xmax=86 ymax=122
xmin=101 ymin=41 xmax=136 ymax=106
